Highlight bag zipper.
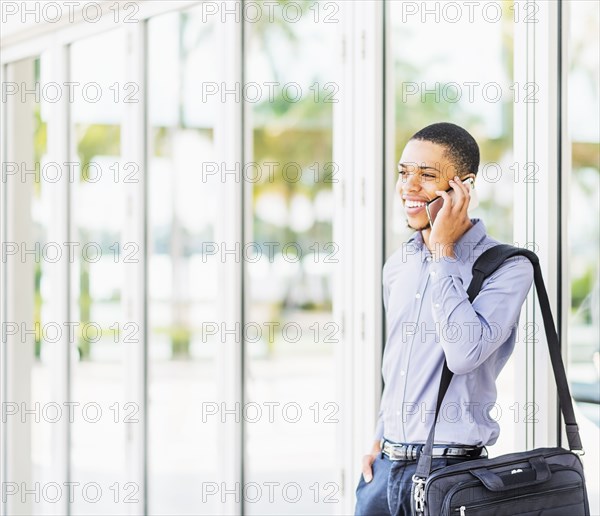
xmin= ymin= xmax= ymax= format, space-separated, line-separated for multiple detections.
xmin=451 ymin=483 xmax=581 ymax=514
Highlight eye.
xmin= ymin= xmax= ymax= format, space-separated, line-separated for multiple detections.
xmin=422 ymin=173 xmax=436 ymax=179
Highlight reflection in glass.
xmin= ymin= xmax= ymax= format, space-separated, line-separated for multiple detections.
xmin=245 ymin=2 xmax=338 ymax=514
xmin=567 ymin=1 xmax=600 ymax=428
xmin=147 ymin=8 xmax=220 ymax=515
xmin=566 ymin=3 xmax=600 ymax=512
xmin=70 ymin=29 xmax=128 ymax=516
xmin=29 ymin=54 xmax=52 ymax=515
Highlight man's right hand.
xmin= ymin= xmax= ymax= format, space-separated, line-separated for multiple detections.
xmin=361 ymin=440 xmax=382 ymax=483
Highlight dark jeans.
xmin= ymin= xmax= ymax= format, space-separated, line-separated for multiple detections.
xmin=355 ymin=452 xmax=488 ymax=516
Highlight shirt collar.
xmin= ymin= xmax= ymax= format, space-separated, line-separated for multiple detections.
xmin=407 ymin=218 xmax=488 ymax=263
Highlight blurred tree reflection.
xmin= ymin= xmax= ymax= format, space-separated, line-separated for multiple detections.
xmin=31 ymin=1 xmax=598 ymax=361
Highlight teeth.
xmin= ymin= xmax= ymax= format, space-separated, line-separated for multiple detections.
xmin=406 ymin=200 xmax=426 ymax=208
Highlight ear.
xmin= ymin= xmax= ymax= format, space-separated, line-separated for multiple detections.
xmin=468 ymin=181 xmax=480 ymax=211
xmin=461 ymin=172 xmax=477 ymax=184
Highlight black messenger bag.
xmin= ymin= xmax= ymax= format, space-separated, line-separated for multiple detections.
xmin=411 ymin=245 xmax=590 ymax=516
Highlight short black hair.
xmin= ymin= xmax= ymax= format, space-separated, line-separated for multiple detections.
xmin=410 ymin=122 xmax=480 ymax=176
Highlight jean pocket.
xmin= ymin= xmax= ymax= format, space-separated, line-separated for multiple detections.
xmin=355 ymin=474 xmax=366 ymax=494
xmin=356 ymin=456 xmax=379 ymax=493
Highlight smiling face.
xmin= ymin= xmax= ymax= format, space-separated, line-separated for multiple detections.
xmin=396 ymin=139 xmax=461 ymax=231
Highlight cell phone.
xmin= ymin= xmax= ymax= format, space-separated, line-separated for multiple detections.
xmin=425 ymin=177 xmax=477 ymax=227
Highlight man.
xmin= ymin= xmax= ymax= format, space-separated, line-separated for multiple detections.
xmin=355 ymin=122 xmax=534 ymax=515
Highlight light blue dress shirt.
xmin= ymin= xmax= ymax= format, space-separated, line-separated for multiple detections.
xmin=375 ymin=218 xmax=534 ymax=446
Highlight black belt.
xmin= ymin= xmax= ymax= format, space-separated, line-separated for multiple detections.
xmin=381 ymin=439 xmax=487 ymax=461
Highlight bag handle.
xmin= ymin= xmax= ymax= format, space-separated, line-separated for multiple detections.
xmin=414 ymin=245 xmax=584 ymax=482
xmin=470 ymin=456 xmax=551 ymax=492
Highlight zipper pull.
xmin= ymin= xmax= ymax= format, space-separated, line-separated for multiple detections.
xmin=460 ymin=506 xmax=466 ymax=516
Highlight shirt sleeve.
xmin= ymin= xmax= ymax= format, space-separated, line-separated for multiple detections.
xmin=373 ymin=409 xmax=384 ymax=441
xmin=382 ymin=259 xmax=392 ymax=313
xmin=377 ymin=269 xmax=390 ymax=441
xmin=429 ymin=254 xmax=534 ymax=375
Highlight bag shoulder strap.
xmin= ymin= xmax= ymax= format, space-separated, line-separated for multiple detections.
xmin=414 ymin=244 xmax=583 ymax=480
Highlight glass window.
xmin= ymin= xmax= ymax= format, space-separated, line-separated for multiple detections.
xmin=11 ymin=54 xmax=53 ymax=516
xmin=69 ymin=28 xmax=130 ymax=515
xmin=31 ymin=53 xmax=52 ymax=515
xmin=567 ymin=0 xmax=599 ymax=511
xmin=147 ymin=7 xmax=221 ymax=515
xmin=244 ymin=2 xmax=339 ymax=514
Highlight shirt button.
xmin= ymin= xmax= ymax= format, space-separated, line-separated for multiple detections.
xmin=396 ymin=410 xmax=401 ymax=416
xmin=430 ymin=271 xmax=437 ymax=277
xmin=426 ymin=256 xmax=432 ymax=262
xmin=415 ymin=293 xmax=421 ymax=299
xmin=400 ymin=370 xmax=406 ymax=376
xmin=434 ymin=303 xmax=440 ymax=309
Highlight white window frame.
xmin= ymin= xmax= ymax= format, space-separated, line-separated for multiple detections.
xmin=1 ymin=57 xmax=36 ymax=516
xmin=513 ymin=0 xmax=561 ymax=451
xmin=334 ymin=1 xmax=384 ymax=512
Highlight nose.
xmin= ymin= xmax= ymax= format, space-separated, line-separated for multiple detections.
xmin=400 ymin=172 xmax=421 ymax=195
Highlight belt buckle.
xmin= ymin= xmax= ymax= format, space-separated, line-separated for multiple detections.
xmin=383 ymin=441 xmax=394 ymax=460
xmin=444 ymin=446 xmax=467 ymax=457
xmin=385 ymin=442 xmax=431 ymax=461
xmin=394 ymin=444 xmax=408 ymax=460
xmin=447 ymin=446 xmax=481 ymax=457
xmin=386 ymin=442 xmax=408 ymax=461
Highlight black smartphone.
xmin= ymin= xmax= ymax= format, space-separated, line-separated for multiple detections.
xmin=425 ymin=177 xmax=476 ymax=227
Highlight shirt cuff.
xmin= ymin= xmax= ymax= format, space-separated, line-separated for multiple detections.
xmin=429 ymin=255 xmax=461 ymax=280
